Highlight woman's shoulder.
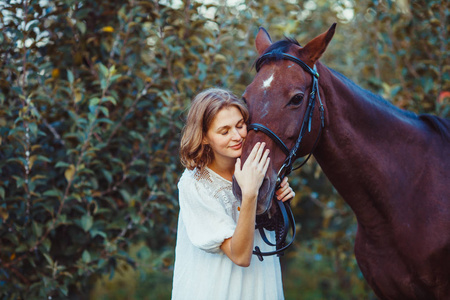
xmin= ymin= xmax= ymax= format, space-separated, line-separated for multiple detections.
xmin=178 ymin=167 xmax=230 ymax=193
xmin=178 ymin=168 xmax=237 ymax=214
xmin=180 ymin=167 xmax=219 ymax=182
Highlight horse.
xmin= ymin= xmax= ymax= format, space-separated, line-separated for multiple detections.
xmin=231 ymin=24 xmax=450 ymax=299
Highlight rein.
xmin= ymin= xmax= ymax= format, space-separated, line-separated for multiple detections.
xmin=250 ymin=52 xmax=326 ymax=260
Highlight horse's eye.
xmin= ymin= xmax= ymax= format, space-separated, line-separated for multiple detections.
xmin=288 ymin=94 xmax=304 ymax=106
xmin=242 ymin=97 xmax=247 ymax=105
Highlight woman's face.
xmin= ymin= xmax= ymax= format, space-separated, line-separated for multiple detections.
xmin=204 ymin=106 xmax=247 ymax=163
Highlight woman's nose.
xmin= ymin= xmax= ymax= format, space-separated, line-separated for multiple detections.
xmin=231 ymin=128 xmax=242 ymax=140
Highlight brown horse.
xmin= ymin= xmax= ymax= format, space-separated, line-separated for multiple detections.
xmin=232 ymin=24 xmax=450 ymax=299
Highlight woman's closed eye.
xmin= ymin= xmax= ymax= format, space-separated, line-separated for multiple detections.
xmin=236 ymin=120 xmax=245 ymax=129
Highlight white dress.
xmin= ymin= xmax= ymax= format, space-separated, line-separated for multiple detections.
xmin=171 ymin=167 xmax=284 ymax=300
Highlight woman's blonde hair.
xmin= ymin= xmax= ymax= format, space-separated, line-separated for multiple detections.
xmin=180 ymin=88 xmax=249 ymax=170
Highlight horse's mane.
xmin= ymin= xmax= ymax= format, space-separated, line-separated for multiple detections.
xmin=418 ymin=114 xmax=450 ymax=142
xmin=330 ymin=68 xmax=450 ymax=142
xmin=254 ymin=36 xmax=301 ymax=68
xmin=265 ymin=37 xmax=301 ymax=54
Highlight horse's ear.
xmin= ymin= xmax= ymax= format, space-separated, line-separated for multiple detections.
xmin=255 ymin=27 xmax=272 ymax=56
xmin=301 ymin=23 xmax=336 ymax=65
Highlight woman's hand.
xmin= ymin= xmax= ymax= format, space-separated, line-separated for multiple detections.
xmin=234 ymin=142 xmax=270 ymax=199
xmin=221 ymin=142 xmax=270 ymax=267
xmin=275 ymin=176 xmax=295 ymax=202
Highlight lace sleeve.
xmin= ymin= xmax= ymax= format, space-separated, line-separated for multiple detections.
xmin=178 ymin=170 xmax=236 ymax=254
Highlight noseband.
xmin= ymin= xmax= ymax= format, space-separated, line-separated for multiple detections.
xmin=249 ymin=52 xmax=325 ymax=260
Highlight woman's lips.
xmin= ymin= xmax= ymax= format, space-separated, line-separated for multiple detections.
xmin=230 ymin=142 xmax=242 ymax=150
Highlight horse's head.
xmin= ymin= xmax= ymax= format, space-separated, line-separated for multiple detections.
xmin=232 ymin=24 xmax=336 ymax=215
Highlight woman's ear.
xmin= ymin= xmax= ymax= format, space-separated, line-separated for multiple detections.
xmin=202 ymin=136 xmax=209 ymax=145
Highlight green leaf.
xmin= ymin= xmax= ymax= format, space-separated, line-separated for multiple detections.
xmin=109 ymin=74 xmax=122 ymax=84
xmin=89 ymin=97 xmax=100 ymax=107
xmin=101 ymin=96 xmax=117 ymax=105
xmin=41 ymin=238 xmax=51 ymax=252
xmin=100 ymin=79 xmax=108 ymax=90
xmin=36 ymin=155 xmax=51 ymax=163
xmin=80 ymin=215 xmax=93 ymax=232
xmin=137 ymin=245 xmax=152 ymax=260
xmin=55 ymin=161 xmax=71 ymax=168
xmin=67 ymin=70 xmax=74 ymax=84
xmin=119 ymin=189 xmax=132 ymax=203
xmin=43 ymin=253 xmax=53 ymax=265
xmin=82 ymin=250 xmax=91 ymax=263
xmin=76 ymin=21 xmax=86 ymax=34
xmin=32 ymin=222 xmax=43 ymax=236
xmin=102 ymin=169 xmax=113 ymax=183
xmin=25 ymin=20 xmax=39 ymax=32
xmin=90 ymin=229 xmax=107 ymax=239
xmin=59 ymin=286 xmax=69 ymax=297
xmin=98 ymin=106 xmax=109 ymax=117
xmin=16 ymin=243 xmax=28 ymax=252
xmin=43 ymin=189 xmax=63 ymax=198
xmin=98 ymin=63 xmax=109 ymax=79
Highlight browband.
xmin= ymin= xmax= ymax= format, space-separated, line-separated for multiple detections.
xmin=255 ymin=52 xmax=319 ymax=79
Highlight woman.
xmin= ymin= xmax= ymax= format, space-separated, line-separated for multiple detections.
xmin=172 ymin=88 xmax=294 ymax=300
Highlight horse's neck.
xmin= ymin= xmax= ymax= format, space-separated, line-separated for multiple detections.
xmin=313 ymin=66 xmax=426 ymax=228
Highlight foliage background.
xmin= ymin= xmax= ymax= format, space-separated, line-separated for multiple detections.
xmin=0 ymin=0 xmax=448 ymax=299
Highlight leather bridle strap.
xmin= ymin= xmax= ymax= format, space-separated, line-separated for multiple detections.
xmin=253 ymin=200 xmax=296 ymax=261
xmin=256 ymin=52 xmax=319 ymax=79
xmin=247 ymin=123 xmax=290 ymax=156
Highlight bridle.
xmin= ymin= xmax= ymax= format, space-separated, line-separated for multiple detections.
xmin=252 ymin=52 xmax=325 ymax=184
xmin=249 ymin=51 xmax=326 ymax=260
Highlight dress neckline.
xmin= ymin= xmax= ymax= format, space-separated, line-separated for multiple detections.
xmin=205 ymin=166 xmax=232 ymax=184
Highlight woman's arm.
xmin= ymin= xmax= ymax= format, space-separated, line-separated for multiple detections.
xmin=220 ymin=142 xmax=269 ymax=267
xmin=219 ymin=192 xmax=257 ymax=267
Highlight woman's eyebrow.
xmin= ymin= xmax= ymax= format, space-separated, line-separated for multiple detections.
xmin=216 ymin=125 xmax=230 ymax=131
xmin=216 ymin=119 xmax=244 ymax=131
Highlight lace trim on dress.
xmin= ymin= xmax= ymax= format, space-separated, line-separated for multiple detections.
xmin=192 ymin=167 xmax=238 ymax=221
xmin=193 ymin=167 xmax=213 ymax=183
xmin=213 ymin=186 xmax=232 ymax=200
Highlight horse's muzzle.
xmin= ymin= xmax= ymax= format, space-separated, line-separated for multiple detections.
xmin=232 ymin=175 xmax=275 ymax=215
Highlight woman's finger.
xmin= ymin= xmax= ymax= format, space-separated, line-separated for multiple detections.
xmin=276 ymin=180 xmax=289 ymax=195
xmin=277 ymin=187 xmax=295 ymax=201
xmin=281 ymin=190 xmax=295 ymax=202
xmin=276 ymin=187 xmax=290 ymax=200
xmin=235 ymin=158 xmax=241 ymax=173
xmin=259 ymin=149 xmax=270 ymax=166
xmin=253 ymin=142 xmax=266 ymax=164
xmin=246 ymin=142 xmax=262 ymax=162
xmin=279 ymin=176 xmax=288 ymax=187
xmin=262 ymin=156 xmax=270 ymax=174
